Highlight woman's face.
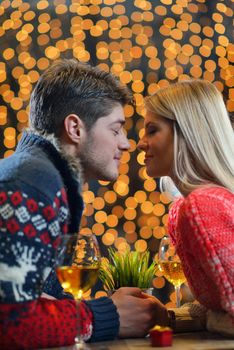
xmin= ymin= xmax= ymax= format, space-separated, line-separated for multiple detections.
xmin=137 ymin=110 xmax=174 ymax=178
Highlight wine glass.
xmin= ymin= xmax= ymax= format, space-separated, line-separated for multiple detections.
xmin=158 ymin=236 xmax=186 ymax=308
xmin=56 ymin=232 xmax=101 ymax=349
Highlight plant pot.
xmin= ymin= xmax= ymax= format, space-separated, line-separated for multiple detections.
xmin=141 ymin=287 xmax=154 ymax=295
xmin=107 ymin=287 xmax=154 ymax=296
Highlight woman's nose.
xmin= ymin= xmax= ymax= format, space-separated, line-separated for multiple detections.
xmin=137 ymin=138 xmax=147 ymax=151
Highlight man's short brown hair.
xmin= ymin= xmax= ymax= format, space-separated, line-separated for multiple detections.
xmin=29 ymin=59 xmax=132 ymax=135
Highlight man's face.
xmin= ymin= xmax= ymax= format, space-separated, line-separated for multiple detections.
xmin=78 ymin=104 xmax=130 ymax=182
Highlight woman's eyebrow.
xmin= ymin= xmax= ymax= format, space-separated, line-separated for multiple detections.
xmin=145 ymin=121 xmax=157 ymax=128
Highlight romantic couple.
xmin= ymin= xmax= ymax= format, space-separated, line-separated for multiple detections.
xmin=0 ymin=59 xmax=233 ymax=349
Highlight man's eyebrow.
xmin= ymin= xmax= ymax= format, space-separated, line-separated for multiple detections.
xmin=110 ymin=120 xmax=125 ymax=126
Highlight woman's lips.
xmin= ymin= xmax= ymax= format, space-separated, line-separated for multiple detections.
xmin=144 ymin=156 xmax=153 ymax=164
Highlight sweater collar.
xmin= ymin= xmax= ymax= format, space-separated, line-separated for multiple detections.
xmin=17 ymin=131 xmax=84 ymax=233
xmin=18 ymin=130 xmax=84 ymax=189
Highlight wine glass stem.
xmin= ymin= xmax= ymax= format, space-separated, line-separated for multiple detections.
xmin=174 ymin=285 xmax=181 ymax=308
xmin=75 ymin=298 xmax=85 ymax=349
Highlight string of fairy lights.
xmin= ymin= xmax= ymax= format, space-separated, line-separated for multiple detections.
xmin=0 ymin=0 xmax=233 ymax=305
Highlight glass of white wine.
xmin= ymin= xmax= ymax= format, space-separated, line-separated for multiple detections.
xmin=158 ymin=236 xmax=186 ymax=308
xmin=56 ymin=232 xmax=100 ymax=349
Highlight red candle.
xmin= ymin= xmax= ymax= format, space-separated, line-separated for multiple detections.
xmin=150 ymin=325 xmax=173 ymax=347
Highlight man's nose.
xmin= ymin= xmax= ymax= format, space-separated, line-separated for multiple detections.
xmin=120 ymin=133 xmax=130 ymax=150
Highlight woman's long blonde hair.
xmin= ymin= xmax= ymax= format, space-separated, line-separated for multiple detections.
xmin=146 ymin=79 xmax=234 ymax=193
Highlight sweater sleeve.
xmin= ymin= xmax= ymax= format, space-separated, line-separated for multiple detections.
xmin=85 ymin=297 xmax=120 ymax=342
xmin=0 ymin=298 xmax=93 ymax=350
xmin=173 ymin=188 xmax=234 ymax=319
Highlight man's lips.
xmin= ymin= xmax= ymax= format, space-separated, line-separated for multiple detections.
xmin=114 ymin=156 xmax=121 ymax=164
xmin=114 ymin=154 xmax=122 ymax=161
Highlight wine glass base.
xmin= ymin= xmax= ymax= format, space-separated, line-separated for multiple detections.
xmin=73 ymin=337 xmax=90 ymax=350
xmin=73 ymin=343 xmax=90 ymax=350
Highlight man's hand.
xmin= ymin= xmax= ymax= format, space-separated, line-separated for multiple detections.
xmin=110 ymin=287 xmax=169 ymax=338
xmin=40 ymin=292 xmax=56 ymax=300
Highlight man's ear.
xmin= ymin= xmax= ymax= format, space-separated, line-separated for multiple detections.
xmin=63 ymin=114 xmax=85 ymax=144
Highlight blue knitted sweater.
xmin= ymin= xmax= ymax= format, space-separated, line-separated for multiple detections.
xmin=0 ymin=131 xmax=119 ymax=349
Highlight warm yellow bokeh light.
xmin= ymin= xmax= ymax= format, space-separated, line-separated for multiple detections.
xmin=0 ymin=0 xmax=232 ymax=305
xmin=134 ymin=239 xmax=147 ymax=252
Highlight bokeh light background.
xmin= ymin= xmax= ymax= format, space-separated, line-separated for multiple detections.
xmin=0 ymin=0 xmax=233 ymax=307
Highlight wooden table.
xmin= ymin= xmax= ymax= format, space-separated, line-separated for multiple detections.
xmin=45 ymin=332 xmax=234 ymax=350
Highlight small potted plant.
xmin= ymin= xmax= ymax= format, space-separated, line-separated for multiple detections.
xmin=99 ymin=248 xmax=158 ymax=294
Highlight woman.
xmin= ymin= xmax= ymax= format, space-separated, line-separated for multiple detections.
xmin=138 ymin=79 xmax=234 ymax=335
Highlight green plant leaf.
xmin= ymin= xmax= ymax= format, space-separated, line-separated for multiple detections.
xmin=99 ymin=248 xmax=158 ymax=289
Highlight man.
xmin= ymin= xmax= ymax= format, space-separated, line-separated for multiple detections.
xmin=0 ymin=59 xmax=168 ymax=349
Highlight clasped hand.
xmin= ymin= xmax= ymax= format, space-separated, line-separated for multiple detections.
xmin=111 ymin=287 xmax=169 ymax=338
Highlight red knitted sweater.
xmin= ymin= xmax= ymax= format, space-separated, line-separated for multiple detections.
xmin=168 ymin=186 xmax=234 ymax=319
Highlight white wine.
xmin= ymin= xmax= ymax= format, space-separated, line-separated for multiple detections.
xmin=159 ymin=261 xmax=186 ymax=287
xmin=56 ymin=265 xmax=99 ymax=300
